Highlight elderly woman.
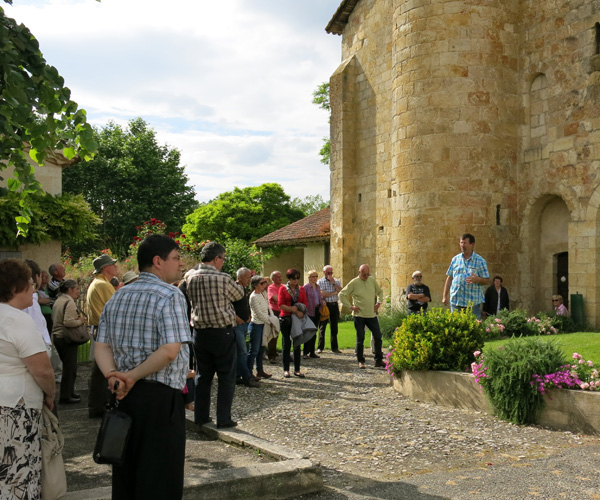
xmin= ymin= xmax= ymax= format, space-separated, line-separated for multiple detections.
xmin=0 ymin=259 xmax=56 ymax=499
xmin=303 ymin=270 xmax=325 ymax=359
xmin=248 ymin=276 xmax=274 ymax=380
xmin=552 ymin=295 xmax=570 ymax=317
xmin=278 ymin=268 xmax=308 ymax=378
xmin=52 ymin=279 xmax=87 ymax=404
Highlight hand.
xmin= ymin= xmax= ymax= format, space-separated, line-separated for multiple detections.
xmin=235 ymin=317 xmax=244 ymax=325
xmin=351 ymin=306 xmax=360 ymax=313
xmin=465 ymin=272 xmax=478 ymax=285
xmin=374 ymin=303 xmax=381 ymax=313
xmin=44 ymin=394 xmax=55 ymax=411
xmin=296 ymin=311 xmax=304 ymax=319
xmin=107 ymin=372 xmax=135 ymax=400
xmin=442 ymin=297 xmax=449 ymax=306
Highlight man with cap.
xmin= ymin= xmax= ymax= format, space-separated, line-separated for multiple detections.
xmin=86 ymin=253 xmax=118 ymax=418
xmin=406 ymin=271 xmax=431 ymax=315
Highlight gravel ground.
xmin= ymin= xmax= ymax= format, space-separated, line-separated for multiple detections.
xmin=230 ymin=349 xmax=600 ymax=500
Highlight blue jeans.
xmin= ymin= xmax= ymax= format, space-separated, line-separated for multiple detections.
xmin=450 ymin=303 xmax=482 ymax=320
xmin=247 ymin=322 xmax=264 ymax=374
xmin=234 ymin=323 xmax=251 ymax=381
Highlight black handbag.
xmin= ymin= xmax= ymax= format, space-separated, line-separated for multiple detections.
xmin=93 ymin=386 xmax=132 ymax=466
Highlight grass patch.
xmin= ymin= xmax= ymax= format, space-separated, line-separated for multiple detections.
xmin=485 ymin=332 xmax=600 ymax=366
xmin=277 ymin=320 xmax=393 ymax=351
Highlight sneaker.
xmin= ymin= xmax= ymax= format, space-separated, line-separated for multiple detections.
xmin=358 ymin=362 xmax=366 ymax=369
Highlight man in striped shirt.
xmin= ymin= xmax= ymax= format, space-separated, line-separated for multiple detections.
xmin=95 ymin=234 xmax=192 ymax=500
xmin=442 ymin=233 xmax=491 ymax=320
xmin=185 ymin=242 xmax=244 ymax=428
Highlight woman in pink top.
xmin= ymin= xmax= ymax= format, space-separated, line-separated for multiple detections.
xmin=278 ymin=268 xmax=307 ymax=378
xmin=303 ymin=270 xmax=325 ymax=359
xmin=266 ymin=270 xmax=283 ymax=363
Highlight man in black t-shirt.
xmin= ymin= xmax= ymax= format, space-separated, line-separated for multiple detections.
xmin=406 ymin=270 xmax=431 ymax=314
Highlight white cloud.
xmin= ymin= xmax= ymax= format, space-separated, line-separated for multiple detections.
xmin=7 ymin=0 xmax=340 ymax=203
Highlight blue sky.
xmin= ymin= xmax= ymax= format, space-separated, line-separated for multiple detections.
xmin=6 ymin=0 xmax=342 ymax=203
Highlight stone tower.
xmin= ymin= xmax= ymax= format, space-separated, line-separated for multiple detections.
xmin=327 ymin=0 xmax=600 ymax=326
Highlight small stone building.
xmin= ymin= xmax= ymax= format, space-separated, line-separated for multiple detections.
xmin=326 ymin=0 xmax=600 ymax=326
xmin=0 ymin=151 xmax=71 ymax=268
xmin=255 ymin=207 xmax=331 ymax=283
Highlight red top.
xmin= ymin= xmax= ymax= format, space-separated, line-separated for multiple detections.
xmin=267 ymin=283 xmax=282 ymax=312
xmin=278 ymin=285 xmax=308 ymax=317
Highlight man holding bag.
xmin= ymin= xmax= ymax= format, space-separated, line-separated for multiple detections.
xmin=95 ymin=234 xmax=192 ymax=500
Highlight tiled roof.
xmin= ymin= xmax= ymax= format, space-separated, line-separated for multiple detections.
xmin=254 ymin=207 xmax=330 ymax=247
xmin=325 ymin=0 xmax=360 ymax=35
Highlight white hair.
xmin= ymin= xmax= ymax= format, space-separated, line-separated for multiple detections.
xmin=237 ymin=267 xmax=251 ymax=278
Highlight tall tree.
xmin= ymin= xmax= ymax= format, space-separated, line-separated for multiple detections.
xmin=0 ymin=1 xmax=97 ymax=236
xmin=290 ymin=194 xmax=329 ymax=216
xmin=312 ymin=82 xmax=330 ymax=166
xmin=182 ymin=183 xmax=305 ymax=243
xmin=62 ymin=118 xmax=197 ymax=257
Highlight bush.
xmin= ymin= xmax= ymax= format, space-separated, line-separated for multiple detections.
xmin=474 ymin=337 xmax=566 ymax=425
xmin=388 ymin=308 xmax=484 ymax=375
xmin=379 ymin=307 xmax=408 ymax=340
xmin=493 ymin=309 xmax=539 ymax=337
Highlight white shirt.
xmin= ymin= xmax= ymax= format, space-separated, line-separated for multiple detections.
xmin=23 ymin=292 xmax=52 ymax=346
xmin=0 ymin=303 xmax=47 ymax=409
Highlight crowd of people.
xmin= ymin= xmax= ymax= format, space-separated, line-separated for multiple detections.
xmin=0 ymin=232 xmax=571 ymax=498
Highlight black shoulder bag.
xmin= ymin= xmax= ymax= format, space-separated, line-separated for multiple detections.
xmin=93 ymin=382 xmax=132 ymax=466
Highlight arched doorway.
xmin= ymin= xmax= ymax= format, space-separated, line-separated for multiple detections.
xmin=535 ymin=197 xmax=570 ymax=313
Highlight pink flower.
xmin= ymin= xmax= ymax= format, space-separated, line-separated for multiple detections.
xmin=588 ymin=360 xmax=594 ymax=367
xmin=473 ymin=351 xmax=481 ymax=357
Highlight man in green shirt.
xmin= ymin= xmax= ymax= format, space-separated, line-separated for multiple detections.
xmin=338 ymin=265 xmax=385 ymax=369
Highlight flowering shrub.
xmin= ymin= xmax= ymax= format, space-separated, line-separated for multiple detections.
xmin=482 ymin=318 xmax=505 ymax=340
xmin=526 ymin=316 xmax=558 ymax=335
xmin=531 ymin=353 xmax=600 ymax=394
xmin=388 ymin=308 xmax=484 ymax=375
xmin=471 ymin=337 xmax=566 ymax=425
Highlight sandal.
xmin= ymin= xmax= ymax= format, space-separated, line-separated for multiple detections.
xmin=293 ymin=372 xmax=306 ymax=378
xmin=283 ymin=371 xmax=291 ymax=378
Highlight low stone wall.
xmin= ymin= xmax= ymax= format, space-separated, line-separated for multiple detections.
xmin=392 ymin=370 xmax=600 ymax=435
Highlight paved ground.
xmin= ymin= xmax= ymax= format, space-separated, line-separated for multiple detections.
xmin=60 ymin=352 xmax=600 ymax=499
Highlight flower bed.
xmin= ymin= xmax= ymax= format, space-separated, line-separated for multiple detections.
xmin=391 ymin=370 xmax=600 ymax=435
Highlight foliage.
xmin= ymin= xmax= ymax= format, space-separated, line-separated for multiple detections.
xmin=289 ymin=194 xmax=329 ymax=216
xmin=388 ymin=308 xmax=485 ymax=375
xmin=472 ymin=337 xmax=566 ymax=425
xmin=312 ymin=82 xmax=330 ymax=166
xmin=0 ymin=3 xmax=97 ymax=236
xmin=481 ymin=316 xmax=506 ymax=340
xmin=491 ymin=309 xmax=537 ymax=337
xmin=379 ymin=306 xmax=408 ymax=340
xmin=182 ymin=183 xmax=305 ymax=244
xmin=220 ymin=238 xmax=267 ymax=279
xmin=0 ymin=191 xmax=99 ymax=246
xmin=62 ymin=118 xmax=197 ymax=257
xmin=549 ymin=313 xmax=577 ymax=333
xmin=530 ymin=351 xmax=600 ymax=395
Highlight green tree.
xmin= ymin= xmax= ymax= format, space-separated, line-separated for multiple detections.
xmin=312 ymin=82 xmax=330 ymax=166
xmin=1 ymin=2 xmax=97 ymax=236
xmin=290 ymin=194 xmax=329 ymax=216
xmin=182 ymin=183 xmax=305 ymax=243
xmin=62 ymin=118 xmax=197 ymax=257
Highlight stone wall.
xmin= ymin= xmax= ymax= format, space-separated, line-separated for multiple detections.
xmin=329 ymin=0 xmax=600 ymax=325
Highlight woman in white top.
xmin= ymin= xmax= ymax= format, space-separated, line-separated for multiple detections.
xmin=52 ymin=279 xmax=87 ymax=404
xmin=248 ymin=276 xmax=273 ymax=380
xmin=0 ymin=259 xmax=56 ymax=499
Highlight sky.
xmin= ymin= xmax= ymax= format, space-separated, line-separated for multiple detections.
xmin=6 ymin=0 xmax=342 ymax=204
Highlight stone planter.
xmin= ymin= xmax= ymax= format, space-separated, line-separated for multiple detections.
xmin=392 ymin=370 xmax=600 ymax=435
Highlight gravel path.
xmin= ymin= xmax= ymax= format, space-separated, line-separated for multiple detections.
xmin=230 ymin=349 xmax=600 ymax=499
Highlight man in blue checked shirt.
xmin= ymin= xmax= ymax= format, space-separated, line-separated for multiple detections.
xmin=95 ymin=234 xmax=192 ymax=500
xmin=442 ymin=233 xmax=491 ymax=320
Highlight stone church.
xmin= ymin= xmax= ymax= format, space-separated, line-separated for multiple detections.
xmin=326 ymin=0 xmax=600 ymax=326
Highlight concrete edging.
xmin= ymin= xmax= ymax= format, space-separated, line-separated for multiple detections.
xmin=64 ymin=415 xmax=323 ymax=500
xmin=392 ymin=370 xmax=600 ymax=435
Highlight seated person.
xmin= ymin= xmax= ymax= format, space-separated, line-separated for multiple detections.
xmin=552 ymin=295 xmax=570 ymax=317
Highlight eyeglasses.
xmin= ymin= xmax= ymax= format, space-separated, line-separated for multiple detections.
xmin=552 ymin=299 xmax=561 ymax=302
xmin=259 ymin=281 xmax=268 ymax=285
xmin=309 ymin=275 xmax=318 ymax=278
xmin=413 ymin=275 xmax=422 ymax=278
